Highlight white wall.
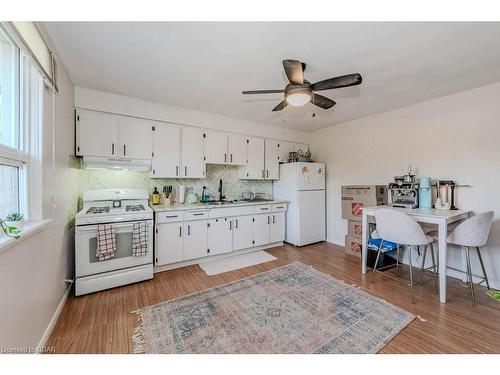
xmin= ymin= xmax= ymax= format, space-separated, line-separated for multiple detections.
xmin=74 ymin=86 xmax=311 ymax=144
xmin=0 ymin=25 xmax=77 ymax=350
xmin=311 ymin=81 xmax=500 ymax=289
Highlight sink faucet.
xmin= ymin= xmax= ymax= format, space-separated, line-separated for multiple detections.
xmin=218 ymin=179 xmax=225 ymax=201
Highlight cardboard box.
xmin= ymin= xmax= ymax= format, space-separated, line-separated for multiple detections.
xmin=345 ymin=235 xmax=362 ymax=258
xmin=347 ymin=220 xmax=363 ymax=239
xmin=341 ymin=185 xmax=388 ymax=221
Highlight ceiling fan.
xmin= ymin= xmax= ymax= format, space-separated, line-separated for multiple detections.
xmin=242 ymin=59 xmax=362 ymax=111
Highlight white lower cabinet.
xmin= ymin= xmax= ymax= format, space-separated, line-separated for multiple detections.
xmin=233 ymin=215 xmax=254 ymax=251
xmin=207 ymin=218 xmax=233 ymax=256
xmin=253 ymin=214 xmax=271 ymax=246
xmin=155 ymin=222 xmax=184 ymax=266
xmin=183 ymin=220 xmax=208 ymax=260
xmin=270 ymin=212 xmax=286 ymax=243
xmin=154 ymin=204 xmax=287 ymax=268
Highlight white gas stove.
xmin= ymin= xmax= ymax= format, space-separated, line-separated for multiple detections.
xmin=75 ymin=189 xmax=154 ymax=296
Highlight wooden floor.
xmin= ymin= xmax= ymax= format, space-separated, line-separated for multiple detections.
xmin=47 ymin=242 xmax=500 ymax=353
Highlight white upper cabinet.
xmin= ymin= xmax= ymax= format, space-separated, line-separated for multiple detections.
xmin=117 ymin=116 xmax=153 ymax=160
xmin=204 ymin=131 xmax=227 ymax=164
xmin=152 ymin=123 xmax=181 ymax=178
xmin=204 ymin=131 xmax=248 ymax=166
xmin=240 ymin=137 xmax=265 ymax=179
xmin=227 ymin=134 xmax=248 ymax=165
xmin=76 ymin=109 xmax=118 ymax=157
xmin=265 ymin=140 xmax=280 ymax=180
xmin=181 ymin=126 xmax=205 ymax=178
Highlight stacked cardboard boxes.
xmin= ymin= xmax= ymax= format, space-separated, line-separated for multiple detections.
xmin=342 ymin=185 xmax=388 ymax=257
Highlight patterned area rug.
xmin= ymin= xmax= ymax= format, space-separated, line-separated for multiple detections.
xmin=132 ymin=262 xmax=414 ymax=353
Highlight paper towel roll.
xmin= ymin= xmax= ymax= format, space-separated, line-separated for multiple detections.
xmin=176 ymin=185 xmax=185 ymax=203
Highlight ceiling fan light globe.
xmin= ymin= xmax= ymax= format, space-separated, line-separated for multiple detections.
xmin=286 ymin=92 xmax=311 ymax=107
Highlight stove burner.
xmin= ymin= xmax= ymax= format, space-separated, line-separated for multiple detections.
xmin=86 ymin=206 xmax=110 ymax=214
xmin=126 ymin=204 xmax=145 ymax=212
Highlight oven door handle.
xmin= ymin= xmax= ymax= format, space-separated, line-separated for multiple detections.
xmin=76 ymin=221 xmax=152 ymax=232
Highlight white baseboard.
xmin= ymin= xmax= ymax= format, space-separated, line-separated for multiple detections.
xmin=326 ymin=237 xmax=344 ymax=247
xmin=36 ymin=281 xmax=73 ymax=352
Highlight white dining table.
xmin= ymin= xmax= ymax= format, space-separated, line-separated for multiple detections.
xmin=361 ymin=205 xmax=471 ymax=303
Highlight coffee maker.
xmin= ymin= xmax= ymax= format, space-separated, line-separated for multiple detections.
xmin=388 ymin=166 xmax=419 ymax=208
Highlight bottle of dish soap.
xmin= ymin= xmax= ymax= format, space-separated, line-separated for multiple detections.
xmin=152 ymin=187 xmax=161 ymax=205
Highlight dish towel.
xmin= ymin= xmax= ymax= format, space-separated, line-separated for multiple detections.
xmin=132 ymin=221 xmax=149 ymax=257
xmin=96 ymin=224 xmax=117 ymax=261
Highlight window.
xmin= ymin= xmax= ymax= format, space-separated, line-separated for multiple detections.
xmin=0 ymin=23 xmax=43 ymax=224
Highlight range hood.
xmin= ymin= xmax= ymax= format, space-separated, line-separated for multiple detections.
xmin=82 ymin=156 xmax=152 ymax=171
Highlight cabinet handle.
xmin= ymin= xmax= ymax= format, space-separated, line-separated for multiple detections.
xmin=260 ymin=207 xmax=269 ymax=211
xmin=272 ymin=215 xmax=275 ymax=224
xmin=193 ymin=212 xmax=204 ymax=216
xmin=123 ymin=144 xmax=126 ymax=156
xmin=166 ymin=215 xmax=178 ymax=218
xmin=230 ymin=154 xmax=233 ymax=163
xmin=235 ymin=219 xmax=238 ymax=229
xmin=111 ymin=143 xmax=115 ymax=155
xmin=187 ymin=224 xmax=191 ymax=235
xmin=262 ymin=170 xmax=265 ymax=178
xmin=184 ymin=166 xmax=187 ymax=176
xmin=266 ymin=170 xmax=269 ymax=178
xmin=176 ymin=166 xmax=179 ymax=176
xmin=229 ymin=220 xmax=232 ymax=230
xmin=276 ymin=206 xmax=283 ymax=209
xmin=267 ymin=216 xmax=270 ymax=225
xmin=224 ymin=153 xmax=227 ymax=163
xmin=179 ymin=226 xmax=182 ymax=237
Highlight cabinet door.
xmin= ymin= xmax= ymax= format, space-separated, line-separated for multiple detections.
xmin=183 ymin=220 xmax=208 ymax=260
xmin=76 ymin=109 xmax=118 ymax=157
xmin=118 ymin=116 xmax=153 ymax=159
xmin=278 ymin=141 xmax=294 ymax=164
xmin=207 ymin=218 xmax=233 ymax=256
xmin=204 ymin=131 xmax=228 ymax=164
xmin=155 ymin=222 xmax=183 ymax=266
xmin=270 ymin=212 xmax=286 ymax=243
xmin=265 ymin=140 xmax=280 ymax=180
xmin=181 ymin=127 xmax=205 ymax=178
xmin=152 ymin=123 xmax=181 ymax=178
xmin=233 ymin=215 xmax=254 ymax=251
xmin=241 ymin=137 xmax=265 ymax=179
xmin=253 ymin=214 xmax=270 ymax=246
xmin=227 ymin=134 xmax=248 ymax=165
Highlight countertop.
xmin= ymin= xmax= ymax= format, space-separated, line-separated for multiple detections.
xmin=151 ymin=199 xmax=289 ymax=213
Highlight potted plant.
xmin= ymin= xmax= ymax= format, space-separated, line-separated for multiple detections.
xmin=4 ymin=212 xmax=24 ymax=233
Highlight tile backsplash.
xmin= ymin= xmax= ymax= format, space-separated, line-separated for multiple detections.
xmin=76 ymin=163 xmax=272 ymax=206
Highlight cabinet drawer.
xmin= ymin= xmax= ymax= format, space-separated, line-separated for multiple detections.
xmin=156 ymin=211 xmax=184 ymax=223
xmin=255 ymin=204 xmax=272 ymax=213
xmin=210 ymin=205 xmax=254 ymax=218
xmin=185 ymin=210 xmax=210 ymax=221
xmin=272 ymin=203 xmax=287 ymax=212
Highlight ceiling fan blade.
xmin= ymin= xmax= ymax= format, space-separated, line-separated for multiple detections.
xmin=272 ymin=100 xmax=287 ymax=112
xmin=310 ymin=73 xmax=362 ymax=91
xmin=283 ymin=59 xmax=304 ymax=85
xmin=312 ymin=94 xmax=336 ymax=109
xmin=242 ymin=89 xmax=284 ymax=94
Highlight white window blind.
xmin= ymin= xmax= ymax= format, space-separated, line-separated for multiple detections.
xmin=10 ymin=21 xmax=57 ymax=92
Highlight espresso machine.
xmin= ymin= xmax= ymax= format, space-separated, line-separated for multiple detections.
xmin=388 ymin=166 xmax=419 ymax=208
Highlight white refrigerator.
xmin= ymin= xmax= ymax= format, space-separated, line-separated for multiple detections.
xmin=273 ymin=162 xmax=326 ymax=246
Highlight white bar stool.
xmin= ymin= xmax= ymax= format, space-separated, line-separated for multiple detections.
xmin=371 ymin=208 xmax=435 ymax=304
xmin=428 ymin=211 xmax=494 ymax=306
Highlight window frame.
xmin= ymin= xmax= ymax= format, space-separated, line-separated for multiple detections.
xmin=0 ymin=22 xmax=44 ymax=223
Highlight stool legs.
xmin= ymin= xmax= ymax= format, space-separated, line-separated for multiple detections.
xmin=409 ymin=245 xmax=415 ymax=304
xmin=419 ymin=244 xmax=428 ymax=284
xmin=476 ymin=247 xmax=491 ymax=290
xmin=464 ymin=246 xmax=476 ymax=307
xmin=430 ymin=243 xmax=437 ymax=291
xmin=370 ymin=243 xmax=383 ymax=284
xmin=396 ymin=245 xmax=400 ymax=277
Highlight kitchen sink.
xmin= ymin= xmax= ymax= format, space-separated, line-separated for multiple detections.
xmin=238 ymin=198 xmax=274 ymax=202
xmin=202 ymin=200 xmax=234 ymax=205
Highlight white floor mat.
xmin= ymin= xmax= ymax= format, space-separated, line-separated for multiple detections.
xmin=199 ymin=251 xmax=277 ymax=276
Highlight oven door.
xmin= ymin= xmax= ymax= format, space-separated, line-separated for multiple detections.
xmin=75 ymin=220 xmax=153 ymax=277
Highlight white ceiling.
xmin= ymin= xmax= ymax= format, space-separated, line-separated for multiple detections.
xmin=44 ymin=22 xmax=500 ymax=131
